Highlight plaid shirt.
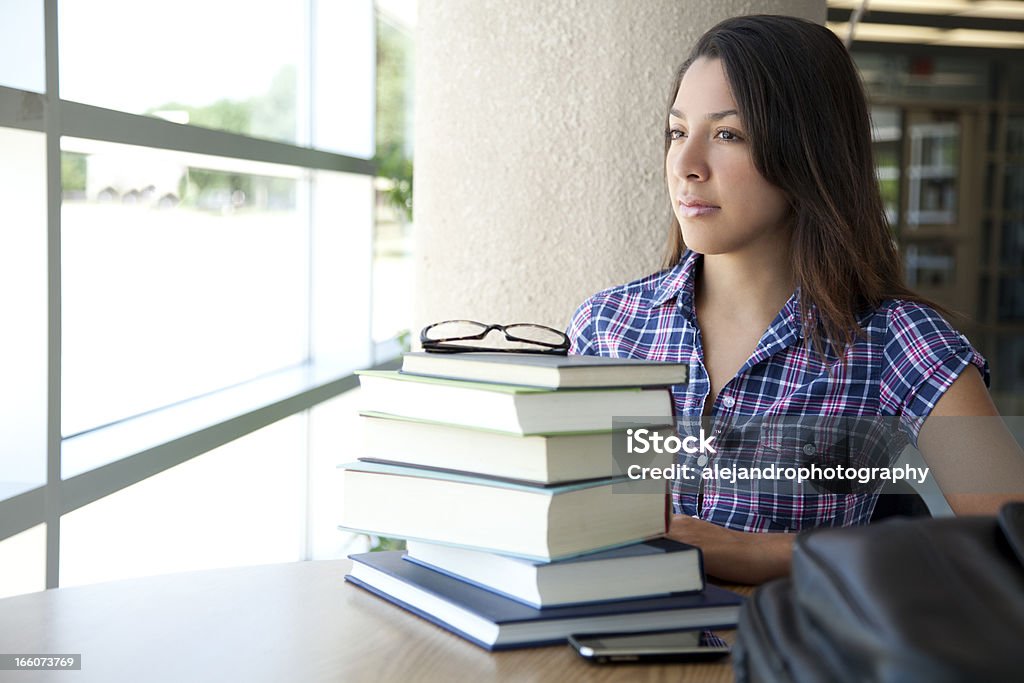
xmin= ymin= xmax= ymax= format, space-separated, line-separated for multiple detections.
xmin=568 ymin=249 xmax=989 ymax=532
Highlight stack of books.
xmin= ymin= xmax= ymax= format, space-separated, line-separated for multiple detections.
xmin=340 ymin=352 xmax=743 ymax=650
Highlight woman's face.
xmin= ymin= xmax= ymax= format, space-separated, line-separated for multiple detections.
xmin=665 ymin=57 xmax=790 ymax=257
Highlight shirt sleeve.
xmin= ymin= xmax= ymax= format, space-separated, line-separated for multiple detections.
xmin=880 ymin=301 xmax=989 ymax=446
xmin=566 ymin=297 xmax=597 ymax=356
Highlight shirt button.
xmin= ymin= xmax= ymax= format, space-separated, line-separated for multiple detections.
xmin=721 ymin=395 xmax=735 ymax=408
xmin=803 ymin=443 xmax=816 ymax=456
xmin=697 ymin=455 xmax=708 ymax=467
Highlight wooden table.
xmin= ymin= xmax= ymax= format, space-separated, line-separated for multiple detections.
xmin=0 ymin=559 xmax=750 ymax=682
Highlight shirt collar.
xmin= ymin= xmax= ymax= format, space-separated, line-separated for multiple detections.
xmin=777 ymin=288 xmax=805 ymax=342
xmin=652 ymin=249 xmax=807 ymax=341
xmin=650 ymin=249 xmax=701 ymax=309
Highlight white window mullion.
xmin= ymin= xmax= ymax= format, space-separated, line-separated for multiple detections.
xmin=0 ymin=86 xmax=45 ymax=132
xmin=60 ymin=100 xmax=374 ymax=175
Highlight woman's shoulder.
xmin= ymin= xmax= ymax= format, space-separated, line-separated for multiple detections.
xmin=867 ymin=297 xmax=989 ymax=420
xmin=568 ymin=266 xmax=688 ymax=355
xmin=862 ymin=298 xmax=970 ymax=349
xmin=578 ymin=266 xmax=685 ymax=309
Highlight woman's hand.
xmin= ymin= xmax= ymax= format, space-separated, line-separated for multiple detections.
xmin=667 ymin=514 xmax=794 ymax=585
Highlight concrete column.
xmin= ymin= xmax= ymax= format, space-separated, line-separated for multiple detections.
xmin=413 ymin=0 xmax=826 ymax=336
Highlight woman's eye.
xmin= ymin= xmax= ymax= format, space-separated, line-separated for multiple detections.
xmin=715 ymin=129 xmax=742 ymax=141
xmin=666 ymin=128 xmax=685 ymax=141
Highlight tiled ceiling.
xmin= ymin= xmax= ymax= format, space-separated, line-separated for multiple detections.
xmin=827 ymin=0 xmax=1024 ymax=49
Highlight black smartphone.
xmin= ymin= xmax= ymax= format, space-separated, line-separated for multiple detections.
xmin=568 ymin=629 xmax=731 ymax=664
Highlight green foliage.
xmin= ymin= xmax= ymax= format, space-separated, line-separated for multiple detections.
xmin=251 ymin=65 xmax=298 ymax=142
xmin=61 ymin=152 xmax=87 ymax=192
xmin=368 ymin=535 xmax=407 ymax=552
xmin=148 ymin=65 xmax=296 ymax=142
xmin=191 ymin=98 xmax=252 ymax=136
xmin=375 ymin=143 xmax=414 ymax=222
xmin=396 ymin=329 xmax=412 ymax=353
xmin=375 ymin=13 xmax=414 ymax=222
xmin=376 ymin=16 xmax=412 ymax=155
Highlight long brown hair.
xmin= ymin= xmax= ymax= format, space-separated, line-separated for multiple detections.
xmin=662 ymin=15 xmax=935 ymax=360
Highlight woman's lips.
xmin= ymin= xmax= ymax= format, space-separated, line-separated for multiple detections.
xmin=678 ymin=198 xmax=720 ymax=218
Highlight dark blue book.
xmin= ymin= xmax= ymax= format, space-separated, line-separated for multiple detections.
xmin=345 ymin=551 xmax=744 ymax=651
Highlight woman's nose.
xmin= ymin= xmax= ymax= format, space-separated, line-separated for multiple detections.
xmin=670 ymin=138 xmax=709 ymax=182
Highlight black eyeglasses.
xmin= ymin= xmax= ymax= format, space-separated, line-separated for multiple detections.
xmin=420 ymin=320 xmax=570 ymax=355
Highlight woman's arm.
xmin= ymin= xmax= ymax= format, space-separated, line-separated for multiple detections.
xmin=669 ymin=366 xmax=1024 ymax=584
xmin=917 ymin=365 xmax=1024 ymax=515
xmin=666 ymin=515 xmax=794 ymax=585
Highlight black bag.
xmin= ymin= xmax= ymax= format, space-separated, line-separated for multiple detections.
xmin=733 ymin=503 xmax=1024 ymax=683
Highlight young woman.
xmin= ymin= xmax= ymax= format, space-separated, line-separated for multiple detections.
xmin=567 ymin=15 xmax=1024 ymax=584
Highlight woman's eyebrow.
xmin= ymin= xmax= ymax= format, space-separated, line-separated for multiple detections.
xmin=669 ymin=108 xmax=739 ymax=121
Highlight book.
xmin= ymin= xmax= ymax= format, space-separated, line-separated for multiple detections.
xmin=356 ymin=370 xmax=673 ymax=435
xmin=359 ymin=412 xmax=676 ymax=484
xmin=338 ymin=461 xmax=665 ymax=561
xmin=346 ymin=551 xmax=743 ymax=650
xmin=401 ymin=352 xmax=689 ymax=389
xmin=404 ymin=538 xmax=704 ymax=608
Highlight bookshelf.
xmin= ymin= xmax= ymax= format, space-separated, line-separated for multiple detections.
xmin=868 ymin=65 xmax=1024 ymax=414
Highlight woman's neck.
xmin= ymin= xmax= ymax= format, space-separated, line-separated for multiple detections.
xmin=696 ymin=247 xmax=795 ymax=325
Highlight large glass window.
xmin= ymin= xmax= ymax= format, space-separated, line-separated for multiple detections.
xmin=372 ymin=4 xmax=415 ymax=348
xmin=0 ymin=127 xmax=47 ymax=501
xmin=0 ymin=1 xmax=44 ymax=93
xmin=60 ymin=417 xmax=305 ymax=586
xmin=0 ymin=525 xmax=46 ymax=599
xmin=55 ymin=0 xmax=376 ymax=443
xmin=60 ymin=141 xmax=310 ymax=434
xmin=59 ymin=0 xmax=375 ymax=158
xmin=0 ymin=0 xmax=395 ymax=595
xmin=59 ymin=0 xmax=303 ymax=145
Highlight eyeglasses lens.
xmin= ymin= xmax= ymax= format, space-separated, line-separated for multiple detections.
xmin=503 ymin=324 xmax=568 ymax=346
xmin=422 ymin=320 xmax=489 ymax=342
